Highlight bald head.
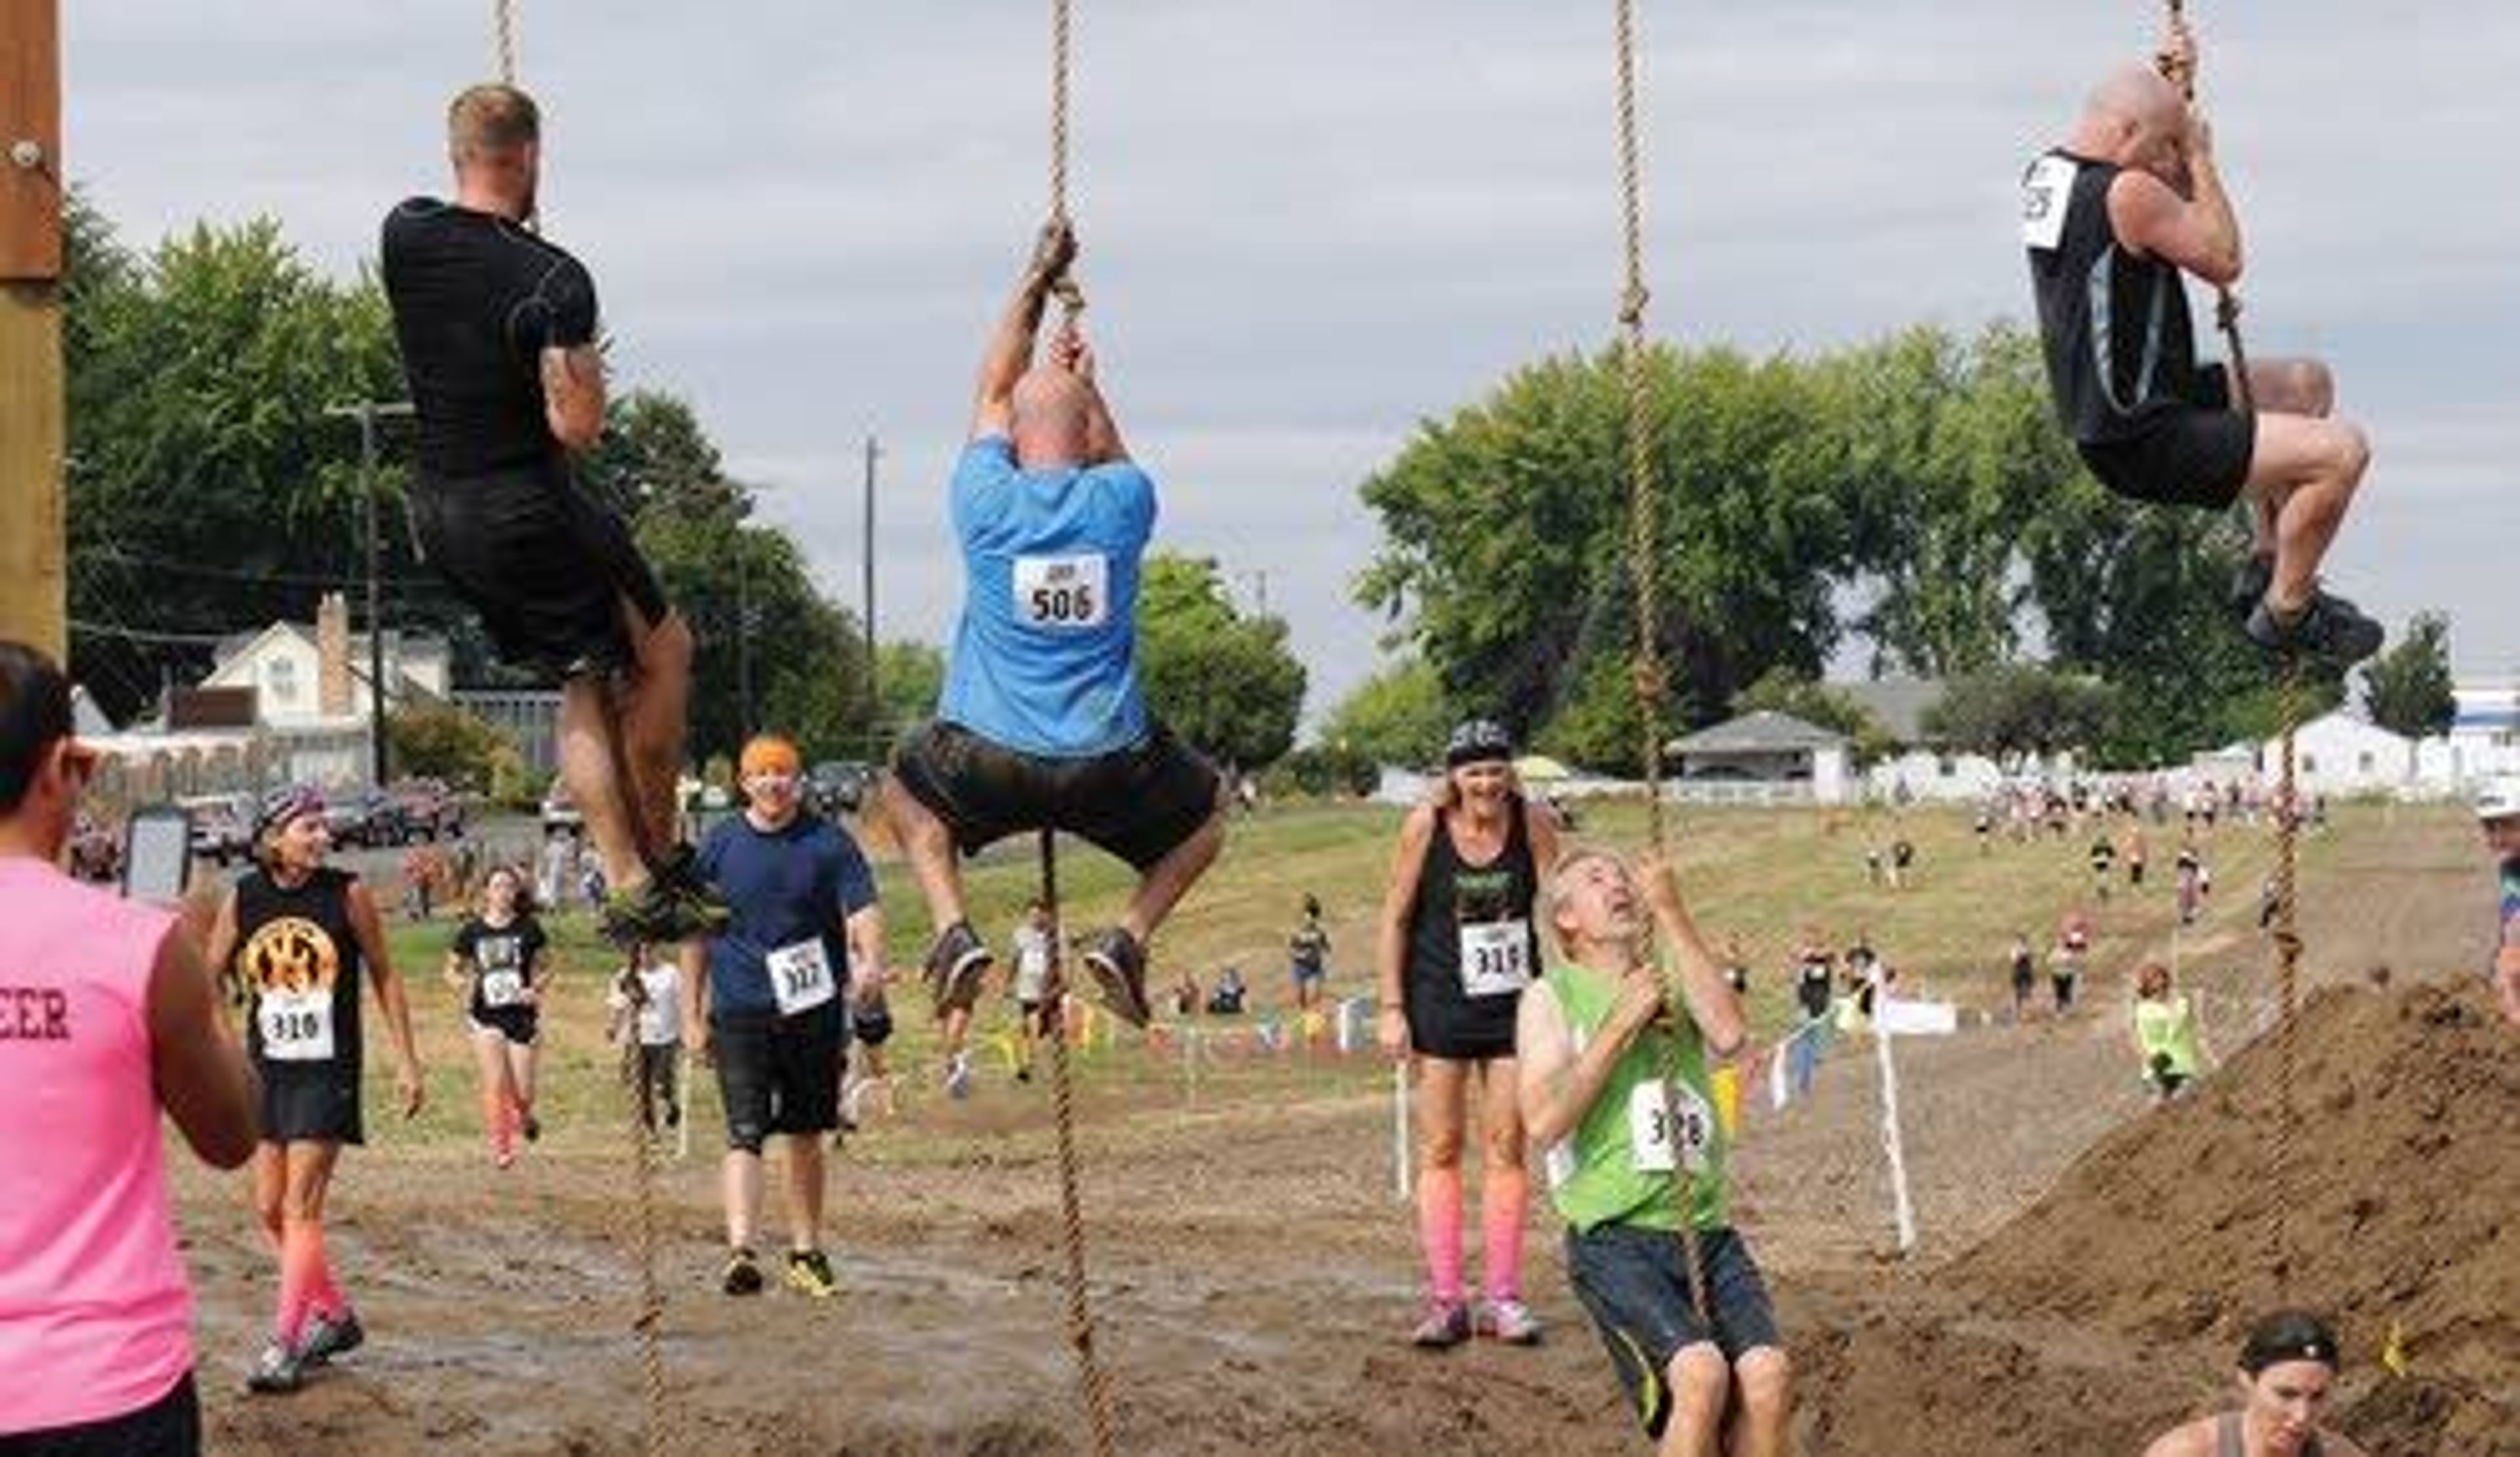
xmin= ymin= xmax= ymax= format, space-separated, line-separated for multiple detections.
xmin=1009 ymin=365 xmax=1093 ymax=469
xmin=2071 ymin=62 xmax=2189 ymax=183
xmin=2088 ymin=64 xmax=2183 ymax=135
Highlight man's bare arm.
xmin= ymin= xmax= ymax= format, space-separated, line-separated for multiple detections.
xmin=1639 ymin=856 xmax=1748 ymax=1059
xmin=146 ymin=923 xmax=259 ymax=1169
xmin=973 ymin=222 xmax=1079 ymax=440
xmin=2109 ymin=119 xmax=2242 ymax=286
xmin=543 ymin=343 xmax=607 ymax=451
xmin=1518 ymin=971 xmax=1662 ymax=1149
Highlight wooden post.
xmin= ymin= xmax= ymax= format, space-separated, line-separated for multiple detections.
xmin=1 ymin=0 xmax=66 ymax=659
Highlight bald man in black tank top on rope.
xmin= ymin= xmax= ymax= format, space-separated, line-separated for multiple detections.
xmin=381 ymin=85 xmax=721 ymax=948
xmin=2024 ymin=19 xmax=2380 ymax=665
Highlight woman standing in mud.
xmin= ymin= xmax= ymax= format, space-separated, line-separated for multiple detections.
xmin=1376 ymin=720 xmax=1561 ymax=1348
xmin=444 ymin=864 xmax=551 ymax=1168
xmin=205 ymin=786 xmax=424 ymax=1395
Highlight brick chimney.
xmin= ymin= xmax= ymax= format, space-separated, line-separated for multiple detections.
xmin=316 ymin=592 xmax=352 ymax=717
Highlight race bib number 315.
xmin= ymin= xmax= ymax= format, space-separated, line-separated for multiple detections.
xmin=1013 ymin=553 xmax=1109 ymax=629
xmin=2021 ymin=154 xmax=2078 ymax=251
xmin=1458 ymin=919 xmax=1533 ymax=999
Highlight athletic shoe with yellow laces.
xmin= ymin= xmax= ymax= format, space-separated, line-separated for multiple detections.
xmin=785 ymin=1248 xmax=841 ymax=1299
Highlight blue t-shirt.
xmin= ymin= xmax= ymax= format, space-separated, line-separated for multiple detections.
xmin=2498 ymin=858 xmax=2520 ymax=975
xmin=936 ymin=437 xmax=1156 ymax=758
xmin=696 ymin=813 xmax=877 ymax=1017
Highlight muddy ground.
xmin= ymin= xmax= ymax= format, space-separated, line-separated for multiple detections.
xmin=175 ymin=813 xmax=2516 ymax=1456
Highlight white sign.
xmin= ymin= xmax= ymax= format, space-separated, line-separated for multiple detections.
xmin=766 ymin=938 xmax=837 ymax=1017
xmin=1013 ymin=553 xmax=1110 ymax=629
xmin=1457 ymin=919 xmax=1533 ymax=998
xmin=259 ymin=988 xmax=335 ymax=1063
xmin=2021 ymin=153 xmax=2078 ymax=251
xmin=1628 ymin=1078 xmax=1712 ymax=1175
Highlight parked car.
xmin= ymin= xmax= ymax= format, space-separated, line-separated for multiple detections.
xmin=388 ymin=777 xmax=466 ymax=841
xmin=807 ymin=760 xmax=873 ymax=818
xmin=540 ymin=778 xmax=583 ymax=838
xmin=177 ymin=792 xmax=255 ymax=866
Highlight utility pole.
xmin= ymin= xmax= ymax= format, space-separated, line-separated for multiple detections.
xmin=862 ymin=434 xmax=881 ymax=754
xmin=0 ymin=0 xmax=66 ymax=658
xmin=734 ymin=541 xmax=755 ymax=740
xmin=325 ymin=400 xmax=414 ymax=785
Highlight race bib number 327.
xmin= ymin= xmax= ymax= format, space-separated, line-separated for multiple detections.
xmin=765 ymin=939 xmax=837 ymax=1017
xmin=1013 ymin=553 xmax=1109 ymax=629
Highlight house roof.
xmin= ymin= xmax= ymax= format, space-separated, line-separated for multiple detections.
xmin=1669 ymin=710 xmax=1848 ymax=756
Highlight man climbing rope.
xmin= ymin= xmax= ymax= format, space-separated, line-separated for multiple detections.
xmin=2141 ymin=1309 xmax=2370 ymax=1457
xmin=2473 ymin=777 xmax=2520 ymax=1026
xmin=884 ymin=221 xmax=1225 ymax=1030
xmin=2023 ymin=19 xmax=2382 ymax=664
xmin=1518 ymin=849 xmax=1790 ymax=1457
xmin=381 ymin=83 xmax=719 ymax=945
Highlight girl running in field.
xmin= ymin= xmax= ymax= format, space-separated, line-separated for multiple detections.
xmin=447 ymin=864 xmax=553 ymax=1167
xmin=2130 ymin=961 xmax=2210 ymax=1100
xmin=205 ymin=787 xmax=425 ymax=1395
xmin=1376 ymin=721 xmax=1561 ymax=1348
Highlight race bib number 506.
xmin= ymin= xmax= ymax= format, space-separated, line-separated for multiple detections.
xmin=1013 ymin=553 xmax=1109 ymax=629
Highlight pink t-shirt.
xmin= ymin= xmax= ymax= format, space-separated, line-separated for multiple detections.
xmin=0 ymin=856 xmax=192 ymax=1433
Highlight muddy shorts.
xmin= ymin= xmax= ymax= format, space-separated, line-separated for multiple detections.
xmin=411 ymin=464 xmax=671 ymax=677
xmin=2076 ymin=366 xmax=2254 ymax=510
xmin=257 ymin=1069 xmax=364 ymax=1147
xmin=467 ymin=1005 xmax=539 ymax=1046
xmin=1566 ymin=1223 xmax=1780 ymax=1439
xmin=891 ymin=719 xmax=1221 ymax=873
xmin=713 ymin=1005 xmax=844 ymax=1152
xmin=0 ymin=1371 xmax=200 ymax=1457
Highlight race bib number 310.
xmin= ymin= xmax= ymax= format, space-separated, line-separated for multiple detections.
xmin=1013 ymin=553 xmax=1109 ymax=629
xmin=259 ymin=989 xmax=336 ymax=1063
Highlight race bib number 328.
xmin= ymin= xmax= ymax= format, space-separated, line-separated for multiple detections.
xmin=1013 ymin=553 xmax=1109 ymax=629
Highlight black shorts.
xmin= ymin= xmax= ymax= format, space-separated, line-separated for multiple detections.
xmin=849 ymin=1002 xmax=894 ymax=1048
xmin=713 ymin=1007 xmax=844 ymax=1152
xmin=0 ymin=1372 xmax=200 ymax=1457
xmin=411 ymin=464 xmax=671 ymax=677
xmin=468 ymin=1005 xmax=539 ymax=1045
xmin=1405 ymin=974 xmax=1521 ymax=1061
xmin=1566 ymin=1224 xmax=1781 ymax=1439
xmin=2076 ymin=369 xmax=2255 ymax=509
xmin=891 ymin=719 xmax=1221 ymax=873
xmin=257 ymin=1069 xmax=364 ymax=1147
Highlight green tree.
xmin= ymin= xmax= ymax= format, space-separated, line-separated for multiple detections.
xmin=872 ymin=641 xmax=946 ymax=747
xmin=1320 ymin=658 xmax=1452 ymax=768
xmin=386 ymin=702 xmax=516 ymax=792
xmin=576 ymin=391 xmax=751 ymax=525
xmin=1137 ymin=554 xmax=1306 ymax=771
xmin=639 ymin=514 xmax=870 ymax=765
xmin=2362 ymin=611 xmax=2456 ymax=740
xmin=1731 ymin=668 xmax=1897 ymax=765
xmin=1924 ymin=664 xmax=2118 ymax=759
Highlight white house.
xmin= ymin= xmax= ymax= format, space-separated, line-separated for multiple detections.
xmin=1866 ymin=748 xmax=2007 ymax=805
xmin=201 ymin=593 xmax=448 ymax=730
xmin=2263 ymin=711 xmax=2412 ymax=798
xmin=1666 ymin=711 xmax=1852 ymax=805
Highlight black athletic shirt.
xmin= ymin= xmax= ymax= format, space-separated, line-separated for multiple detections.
xmin=380 ymin=198 xmax=598 ymax=481
xmin=2021 ymin=149 xmax=2208 ymax=445
xmin=452 ymin=912 xmax=548 ymax=1023
xmin=1402 ymin=797 xmax=1542 ymax=1052
xmin=232 ymin=866 xmax=366 ymax=1080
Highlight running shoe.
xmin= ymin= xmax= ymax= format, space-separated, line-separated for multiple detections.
xmin=1475 ymin=1297 xmax=1544 ymax=1345
xmin=722 ymin=1247 xmax=765 ymax=1297
xmin=784 ymin=1248 xmax=841 ymax=1299
xmin=520 ymin=1111 xmax=542 ymax=1143
xmin=2229 ymin=552 xmax=2273 ymax=620
xmin=1410 ymin=1299 xmax=1473 ymax=1349
xmin=2245 ymin=590 xmax=2384 ymax=665
xmin=654 ymin=844 xmax=732 ymax=936
xmin=246 ymin=1338 xmax=306 ymax=1394
xmin=944 ymin=1051 xmax=974 ymax=1101
xmin=298 ymin=1308 xmax=365 ymax=1366
xmin=1079 ymin=927 xmax=1152 ymax=1029
xmin=599 ymin=878 xmax=686 ymax=947
xmin=922 ymin=921 xmax=993 ymax=1015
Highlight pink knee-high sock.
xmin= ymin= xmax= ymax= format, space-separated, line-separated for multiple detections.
xmin=274 ymin=1219 xmax=331 ymax=1345
xmin=1482 ymin=1163 xmax=1530 ymax=1302
xmin=1416 ymin=1164 xmax=1466 ymax=1305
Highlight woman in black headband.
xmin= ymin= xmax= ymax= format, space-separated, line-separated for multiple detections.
xmin=2141 ymin=1310 xmax=2368 ymax=1457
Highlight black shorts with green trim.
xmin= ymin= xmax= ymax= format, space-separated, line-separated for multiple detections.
xmin=1564 ymin=1223 xmax=1780 ymax=1438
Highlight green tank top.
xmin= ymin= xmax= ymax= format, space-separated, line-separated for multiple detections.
xmin=1540 ymin=960 xmax=1728 ymax=1235
xmin=2132 ymin=993 xmax=2202 ymax=1077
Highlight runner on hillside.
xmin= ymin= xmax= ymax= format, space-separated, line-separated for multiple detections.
xmin=2051 ymin=914 xmax=2093 ymax=1015
xmin=2090 ymin=832 xmax=2119 ymax=902
xmin=2007 ymin=932 xmax=2039 ymax=1021
xmin=206 ymin=787 xmax=426 ymax=1394
xmin=2141 ymin=1310 xmax=2370 ymax=1457
xmin=680 ymin=736 xmax=883 ymax=1298
xmin=1011 ymin=899 xmax=1055 ymax=1084
xmin=1792 ymin=931 xmax=1835 ymax=1024
xmin=1518 ymin=848 xmax=1790 ymax=1456
xmin=2129 ymin=961 xmax=2210 ymax=1099
xmin=2473 ymin=778 xmax=2520 ymax=1026
xmin=1 ymin=641 xmax=259 ymax=1454
xmin=444 ymin=864 xmax=551 ymax=1169
xmin=1376 ymin=720 xmax=1562 ymax=1347
xmin=1289 ymin=895 xmax=1333 ymax=1012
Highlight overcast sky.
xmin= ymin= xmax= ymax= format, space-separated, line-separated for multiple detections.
xmin=60 ymin=2 xmax=2520 ymax=717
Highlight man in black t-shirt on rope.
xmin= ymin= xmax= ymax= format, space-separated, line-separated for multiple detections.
xmin=381 ymin=84 xmax=720 ymax=945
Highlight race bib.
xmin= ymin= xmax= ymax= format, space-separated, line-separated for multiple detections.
xmin=766 ymin=938 xmax=837 ymax=1017
xmin=480 ymin=968 xmax=528 ymax=1009
xmin=1628 ymin=1078 xmax=1712 ymax=1175
xmin=259 ymin=988 xmax=335 ymax=1063
xmin=1457 ymin=919 xmax=1532 ymax=998
xmin=2021 ymin=153 xmax=2078 ymax=251
xmin=1013 ymin=553 xmax=1109 ymax=629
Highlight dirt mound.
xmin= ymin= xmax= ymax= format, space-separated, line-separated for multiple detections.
xmin=1952 ymin=978 xmax=2519 ymax=1456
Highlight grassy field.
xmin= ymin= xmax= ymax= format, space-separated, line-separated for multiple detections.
xmin=360 ymin=796 xmax=2311 ymax=1165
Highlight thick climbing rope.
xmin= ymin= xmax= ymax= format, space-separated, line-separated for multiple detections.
xmin=1036 ymin=4 xmax=1117 ymax=1451
xmin=1610 ymin=0 xmax=1712 ymax=1326
xmin=2157 ymin=0 xmax=2254 ymax=413
xmin=1039 ymin=833 xmax=1120 ymax=1456
xmin=492 ymin=0 xmax=518 ymax=87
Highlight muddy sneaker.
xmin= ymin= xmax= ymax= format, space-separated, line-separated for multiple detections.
xmin=1079 ymin=927 xmax=1151 ymax=1029
xmin=722 ymin=1247 xmax=765 ymax=1297
xmin=1475 ymin=1297 xmax=1544 ymax=1345
xmin=944 ymin=1051 xmax=973 ymax=1101
xmin=298 ymin=1308 xmax=365 ymax=1366
xmin=599 ymin=878 xmax=683 ymax=947
xmin=1410 ymin=1299 xmax=1473 ymax=1349
xmin=246 ymin=1338 xmax=306 ymax=1394
xmin=655 ymin=845 xmax=732 ymax=937
xmin=520 ymin=1111 xmax=542 ymax=1144
xmin=922 ymin=921 xmax=994 ymax=1015
xmin=2246 ymin=591 xmax=2384 ymax=665
xmin=784 ymin=1248 xmax=841 ymax=1299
